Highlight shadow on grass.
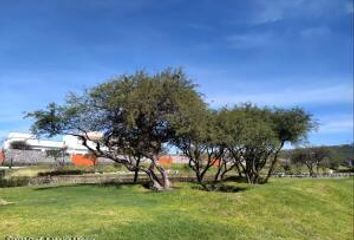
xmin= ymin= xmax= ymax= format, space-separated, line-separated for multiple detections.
xmin=223 ymin=176 xmax=249 ymax=183
xmin=33 ymin=178 xmax=249 ymax=193
xmin=192 ymin=182 xmax=248 ymax=193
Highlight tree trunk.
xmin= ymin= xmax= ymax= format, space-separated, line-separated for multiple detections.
xmin=61 ymin=149 xmax=65 ymax=167
xmin=245 ymin=170 xmax=252 ymax=184
xmin=157 ymin=165 xmax=171 ymax=189
xmin=133 ymin=158 xmax=141 ymax=183
xmin=220 ymin=168 xmax=229 ymax=181
xmin=316 ymin=163 xmax=320 ymax=176
xmin=216 ymin=162 xmax=235 ymax=182
xmin=235 ymin=163 xmax=243 ymax=178
xmin=9 ymin=157 xmax=13 ymax=169
xmin=147 ymin=155 xmax=171 ymax=190
xmin=133 ymin=169 xmax=139 ymax=183
xmin=214 ymin=160 xmax=223 ymax=182
xmin=196 ymin=170 xmax=203 ymax=184
xmin=145 ymin=169 xmax=164 ymax=191
xmin=264 ymin=142 xmax=284 ymax=183
xmin=308 ymin=166 xmax=314 ymax=177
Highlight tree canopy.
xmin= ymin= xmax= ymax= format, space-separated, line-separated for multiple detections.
xmin=26 ymin=68 xmax=316 ymax=189
xmin=291 ymin=146 xmax=331 ymax=176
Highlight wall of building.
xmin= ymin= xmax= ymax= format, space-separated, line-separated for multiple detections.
xmin=0 ymin=149 xmax=190 ymax=167
xmin=1 ymin=149 xmax=71 ymax=166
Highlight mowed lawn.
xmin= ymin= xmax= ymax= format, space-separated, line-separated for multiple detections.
xmin=0 ymin=178 xmax=353 ymax=240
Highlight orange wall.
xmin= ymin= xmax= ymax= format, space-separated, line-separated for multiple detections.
xmin=71 ymin=154 xmax=97 ymax=166
xmin=212 ymin=159 xmax=221 ymax=166
xmin=0 ymin=150 xmax=5 ymax=165
xmin=158 ymin=155 xmax=173 ymax=167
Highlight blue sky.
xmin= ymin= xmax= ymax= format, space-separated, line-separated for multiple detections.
xmin=0 ymin=0 xmax=353 ymax=146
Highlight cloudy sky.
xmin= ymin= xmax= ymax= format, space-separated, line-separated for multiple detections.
xmin=0 ymin=0 xmax=353 ymax=145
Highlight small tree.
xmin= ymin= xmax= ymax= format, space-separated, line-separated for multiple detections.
xmin=220 ymin=105 xmax=280 ymax=184
xmin=263 ymin=107 xmax=316 ymax=182
xmin=291 ymin=146 xmax=331 ymax=176
xmin=213 ymin=108 xmax=243 ymax=181
xmin=9 ymin=140 xmax=32 ymax=166
xmin=311 ymin=147 xmax=331 ymax=174
xmin=46 ymin=147 xmax=67 ymax=168
xmin=9 ymin=141 xmax=32 ymax=150
xmin=171 ymin=106 xmax=225 ymax=188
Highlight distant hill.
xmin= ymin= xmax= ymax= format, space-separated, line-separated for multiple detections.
xmin=280 ymin=143 xmax=354 ymax=167
xmin=326 ymin=144 xmax=354 ymax=162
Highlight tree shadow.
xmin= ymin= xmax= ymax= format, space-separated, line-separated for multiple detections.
xmin=223 ymin=176 xmax=249 ymax=183
xmin=192 ymin=182 xmax=248 ymax=193
xmin=33 ymin=178 xmax=249 ymax=193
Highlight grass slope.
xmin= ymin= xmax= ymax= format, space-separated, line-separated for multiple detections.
xmin=0 ymin=178 xmax=353 ymax=240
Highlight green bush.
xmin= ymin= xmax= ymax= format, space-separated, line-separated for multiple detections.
xmin=38 ymin=169 xmax=95 ymax=176
xmin=0 ymin=169 xmax=6 ymax=179
xmin=0 ymin=176 xmax=30 ymax=187
xmin=336 ymin=167 xmax=354 ymax=173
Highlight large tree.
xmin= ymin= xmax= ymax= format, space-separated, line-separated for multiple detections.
xmin=26 ymin=69 xmax=202 ymax=190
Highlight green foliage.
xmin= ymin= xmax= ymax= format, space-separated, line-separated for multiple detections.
xmin=291 ymin=146 xmax=331 ymax=175
xmin=0 ymin=176 xmax=30 ymax=187
xmin=322 ymin=144 xmax=354 ymax=168
xmin=25 ymin=69 xmax=315 ymax=186
xmin=217 ymin=105 xmax=279 ymax=183
xmin=9 ymin=141 xmax=32 ymax=150
xmin=171 ymin=107 xmax=224 ymax=184
xmin=25 ymin=103 xmax=65 ymax=137
xmin=45 ymin=148 xmax=67 ymax=168
xmin=37 ymin=169 xmax=95 ymax=177
xmin=45 ymin=149 xmax=64 ymax=159
xmin=283 ymin=144 xmax=353 ymax=171
xmin=270 ymin=107 xmax=316 ymax=144
xmin=215 ymin=104 xmax=316 ymax=183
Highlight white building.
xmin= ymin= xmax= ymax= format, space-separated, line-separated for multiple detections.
xmin=3 ymin=132 xmax=91 ymax=154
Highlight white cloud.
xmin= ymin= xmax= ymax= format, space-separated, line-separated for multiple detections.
xmin=345 ymin=1 xmax=354 ymax=13
xmin=319 ymin=117 xmax=353 ymax=134
xmin=207 ymin=84 xmax=353 ymax=107
xmin=250 ymin=0 xmax=302 ymax=24
xmin=246 ymin=0 xmax=352 ymax=25
xmin=226 ymin=32 xmax=274 ymax=49
xmin=300 ymin=26 xmax=331 ymax=38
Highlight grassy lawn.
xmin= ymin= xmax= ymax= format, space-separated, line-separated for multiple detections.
xmin=0 ymin=178 xmax=353 ymax=240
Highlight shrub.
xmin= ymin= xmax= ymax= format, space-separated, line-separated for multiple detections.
xmin=0 ymin=176 xmax=31 ymax=187
xmin=38 ymin=169 xmax=95 ymax=176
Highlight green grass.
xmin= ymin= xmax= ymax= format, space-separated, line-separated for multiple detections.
xmin=7 ymin=164 xmax=126 ymax=177
xmin=0 ymin=178 xmax=353 ymax=240
xmin=7 ymin=165 xmax=53 ymax=177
